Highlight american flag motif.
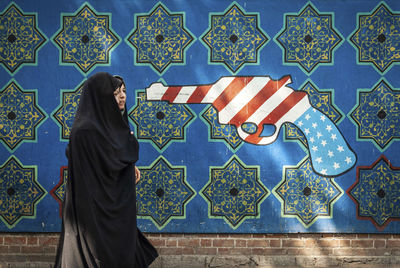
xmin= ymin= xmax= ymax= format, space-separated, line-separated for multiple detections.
xmin=146 ymin=75 xmax=356 ymax=176
xmin=294 ymin=107 xmax=356 ymax=176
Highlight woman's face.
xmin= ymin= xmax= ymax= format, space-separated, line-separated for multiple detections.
xmin=113 ymin=84 xmax=126 ymax=110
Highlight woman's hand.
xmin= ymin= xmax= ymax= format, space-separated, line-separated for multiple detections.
xmin=131 ymin=131 xmax=140 ymax=184
xmin=135 ymin=166 xmax=141 ymax=184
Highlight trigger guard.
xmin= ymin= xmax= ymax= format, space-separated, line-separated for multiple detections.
xmin=236 ymin=122 xmax=281 ymax=145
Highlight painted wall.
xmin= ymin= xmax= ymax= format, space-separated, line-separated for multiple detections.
xmin=0 ymin=0 xmax=399 ymax=233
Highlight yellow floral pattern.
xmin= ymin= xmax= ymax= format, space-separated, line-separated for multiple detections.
xmin=129 ymin=91 xmax=195 ymax=152
xmin=0 ymin=156 xmax=46 ymax=228
xmin=127 ymin=3 xmax=194 ymax=74
xmin=136 ymin=156 xmax=195 ymax=229
xmin=349 ymin=80 xmax=400 ymax=151
xmin=348 ymin=156 xmax=400 ymax=230
xmin=201 ymin=156 xmax=268 ymax=229
xmin=201 ymin=3 xmax=268 ymax=73
xmin=0 ymin=3 xmax=46 ymax=74
xmin=274 ymin=157 xmax=342 ymax=228
xmin=53 ymin=4 xmax=119 ymax=74
xmin=350 ymin=3 xmax=400 ymax=74
xmin=52 ymin=84 xmax=83 ymax=140
xmin=275 ymin=3 xmax=343 ymax=74
xmin=0 ymin=81 xmax=47 ymax=152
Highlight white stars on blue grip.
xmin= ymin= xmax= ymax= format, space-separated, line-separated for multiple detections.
xmin=294 ymin=107 xmax=356 ymax=176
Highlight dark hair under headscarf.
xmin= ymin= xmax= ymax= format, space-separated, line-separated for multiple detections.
xmin=113 ymin=75 xmax=125 ymax=89
xmin=71 ymin=72 xmax=138 ymax=166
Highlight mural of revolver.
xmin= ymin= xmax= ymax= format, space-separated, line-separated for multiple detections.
xmin=146 ymin=75 xmax=356 ymax=177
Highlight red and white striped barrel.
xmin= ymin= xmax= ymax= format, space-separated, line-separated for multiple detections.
xmin=146 ymin=76 xmax=311 ymax=145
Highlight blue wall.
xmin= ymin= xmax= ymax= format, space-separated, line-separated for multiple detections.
xmin=0 ymin=0 xmax=400 ymax=233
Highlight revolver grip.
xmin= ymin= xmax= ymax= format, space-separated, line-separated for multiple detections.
xmin=294 ymin=107 xmax=356 ymax=177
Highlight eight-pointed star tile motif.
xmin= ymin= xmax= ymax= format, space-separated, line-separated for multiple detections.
xmin=275 ymin=3 xmax=343 ymax=75
xmin=52 ymin=3 xmax=120 ymax=75
xmin=0 ymin=156 xmax=46 ymax=228
xmin=201 ymin=3 xmax=268 ymax=74
xmin=49 ymin=166 xmax=68 ymax=218
xmin=349 ymin=3 xmax=400 ymax=74
xmin=136 ymin=156 xmax=195 ymax=229
xmin=52 ymin=82 xmax=83 ymax=141
xmin=0 ymin=3 xmax=47 ymax=74
xmin=200 ymin=105 xmax=244 ymax=152
xmin=349 ymin=79 xmax=400 ymax=152
xmin=127 ymin=3 xmax=194 ymax=75
xmin=130 ymin=91 xmax=195 ymax=153
xmin=0 ymin=80 xmax=47 ymax=152
xmin=347 ymin=155 xmax=400 ymax=230
xmin=273 ymin=157 xmax=343 ymax=228
xmin=200 ymin=155 xmax=269 ymax=229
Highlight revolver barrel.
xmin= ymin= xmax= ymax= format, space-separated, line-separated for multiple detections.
xmin=146 ymin=75 xmax=308 ymax=145
xmin=145 ymin=75 xmax=356 ymax=176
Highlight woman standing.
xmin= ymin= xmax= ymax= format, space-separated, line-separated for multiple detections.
xmin=55 ymin=72 xmax=158 ymax=267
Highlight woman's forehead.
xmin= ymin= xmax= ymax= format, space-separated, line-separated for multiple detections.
xmin=114 ymin=84 xmax=125 ymax=92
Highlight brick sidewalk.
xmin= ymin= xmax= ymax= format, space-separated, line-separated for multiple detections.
xmin=1 ymin=261 xmax=400 ymax=267
xmin=1 ymin=233 xmax=400 ymax=267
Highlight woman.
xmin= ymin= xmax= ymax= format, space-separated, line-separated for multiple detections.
xmin=55 ymin=72 xmax=158 ymax=267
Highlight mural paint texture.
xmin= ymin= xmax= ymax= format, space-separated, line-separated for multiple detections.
xmin=0 ymin=0 xmax=400 ymax=233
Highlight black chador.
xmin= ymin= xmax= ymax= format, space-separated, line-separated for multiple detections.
xmin=55 ymin=72 xmax=158 ymax=267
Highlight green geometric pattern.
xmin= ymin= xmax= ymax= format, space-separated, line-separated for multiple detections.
xmin=349 ymin=3 xmax=400 ymax=74
xmin=275 ymin=3 xmax=343 ymax=74
xmin=349 ymin=79 xmax=400 ymax=152
xmin=136 ymin=156 xmax=195 ymax=229
xmin=0 ymin=3 xmax=47 ymax=74
xmin=52 ymin=3 xmax=120 ymax=74
xmin=348 ymin=155 xmax=400 ymax=230
xmin=129 ymin=91 xmax=195 ymax=152
xmin=0 ymin=156 xmax=46 ymax=228
xmin=201 ymin=2 xmax=268 ymax=74
xmin=52 ymin=82 xmax=83 ymax=141
xmin=0 ymin=81 xmax=47 ymax=152
xmin=201 ymin=105 xmax=243 ymax=152
xmin=273 ymin=157 xmax=343 ymax=228
xmin=200 ymin=155 xmax=269 ymax=229
xmin=127 ymin=3 xmax=194 ymax=74
xmin=49 ymin=166 xmax=67 ymax=218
